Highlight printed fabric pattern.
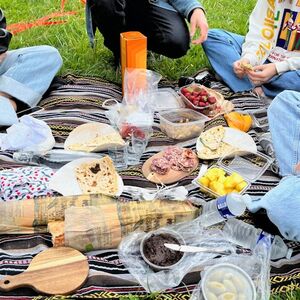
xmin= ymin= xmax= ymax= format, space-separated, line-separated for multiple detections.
xmin=0 ymin=166 xmax=55 ymax=201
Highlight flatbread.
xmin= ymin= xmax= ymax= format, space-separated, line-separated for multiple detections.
xmin=200 ymin=126 xmax=225 ymax=150
xmin=68 ymin=132 xmax=124 ymax=152
xmin=197 ymin=141 xmax=236 ymax=160
xmin=64 ymin=123 xmax=125 ymax=152
xmin=75 ymin=156 xmax=118 ymax=196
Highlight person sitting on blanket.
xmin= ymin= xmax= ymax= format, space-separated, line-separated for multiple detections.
xmin=0 ymin=8 xmax=63 ymax=126
xmin=85 ymin=0 xmax=208 ymax=63
xmin=202 ymin=0 xmax=300 ymax=99
xmin=244 ymin=90 xmax=300 ymax=241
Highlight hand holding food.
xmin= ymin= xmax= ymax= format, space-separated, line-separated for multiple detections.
xmin=233 ymin=58 xmax=251 ymax=78
xmin=247 ymin=63 xmax=277 ymax=85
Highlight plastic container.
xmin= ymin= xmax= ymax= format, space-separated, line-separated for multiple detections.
xmin=201 ymin=263 xmax=256 ymax=300
xmin=178 ymin=84 xmax=217 ymax=116
xmin=159 ymin=108 xmax=209 ymax=140
xmin=199 ymin=193 xmax=248 ymax=227
xmin=223 ymin=219 xmax=293 ymax=260
xmin=193 ymin=151 xmax=273 ymax=198
xmin=140 ymin=229 xmax=186 ymax=271
xmin=152 ymin=88 xmax=185 ymax=111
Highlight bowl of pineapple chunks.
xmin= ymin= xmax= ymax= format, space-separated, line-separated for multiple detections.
xmin=194 ymin=167 xmax=249 ymax=197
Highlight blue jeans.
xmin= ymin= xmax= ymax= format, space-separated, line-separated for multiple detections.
xmin=202 ymin=29 xmax=300 ymax=98
xmin=0 ymin=46 xmax=62 ymax=125
xmin=268 ymin=90 xmax=300 ymax=176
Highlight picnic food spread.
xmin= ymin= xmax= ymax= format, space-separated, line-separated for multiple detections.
xmin=0 ymin=69 xmax=294 ymax=298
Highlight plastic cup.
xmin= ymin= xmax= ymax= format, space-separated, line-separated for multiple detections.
xmin=107 ymin=146 xmax=128 ymax=170
xmin=140 ymin=229 xmax=186 ymax=271
xmin=127 ymin=128 xmax=151 ymax=165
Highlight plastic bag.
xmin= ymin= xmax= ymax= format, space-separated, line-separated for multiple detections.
xmin=0 ymin=115 xmax=55 ymax=154
xmin=104 ymin=69 xmax=161 ymax=137
xmin=118 ymin=219 xmax=235 ymax=292
xmin=190 ymin=234 xmax=271 ymax=300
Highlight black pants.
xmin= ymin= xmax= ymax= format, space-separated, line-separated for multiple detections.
xmin=89 ymin=0 xmax=190 ymax=59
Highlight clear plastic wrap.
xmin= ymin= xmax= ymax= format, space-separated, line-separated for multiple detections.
xmin=104 ymin=69 xmax=161 ymax=136
xmin=118 ymin=220 xmax=235 ymax=292
xmin=190 ymin=234 xmax=271 ymax=300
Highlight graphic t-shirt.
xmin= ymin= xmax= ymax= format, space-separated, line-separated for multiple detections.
xmin=242 ymin=0 xmax=300 ymax=73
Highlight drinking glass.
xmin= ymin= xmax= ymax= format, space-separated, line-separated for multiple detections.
xmin=107 ymin=146 xmax=128 ymax=170
xmin=127 ymin=128 xmax=152 ymax=165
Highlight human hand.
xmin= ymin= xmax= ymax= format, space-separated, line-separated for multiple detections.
xmin=189 ymin=8 xmax=208 ymax=44
xmin=233 ymin=58 xmax=251 ymax=79
xmin=247 ymin=63 xmax=277 ymax=85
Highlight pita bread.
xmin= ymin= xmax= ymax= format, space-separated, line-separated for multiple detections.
xmin=75 ymin=156 xmax=118 ymax=196
xmin=197 ymin=142 xmax=236 ymax=160
xmin=65 ymin=123 xmax=125 ymax=152
xmin=200 ymin=126 xmax=225 ymax=150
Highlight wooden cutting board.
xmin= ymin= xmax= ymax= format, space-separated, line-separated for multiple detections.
xmin=142 ymin=150 xmax=199 ymax=184
xmin=0 ymin=247 xmax=89 ymax=295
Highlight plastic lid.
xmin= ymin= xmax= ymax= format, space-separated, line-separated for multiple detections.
xmin=217 ymin=151 xmax=273 ymax=182
xmin=152 ymin=88 xmax=184 ymax=111
xmin=159 ymin=108 xmax=209 ymax=124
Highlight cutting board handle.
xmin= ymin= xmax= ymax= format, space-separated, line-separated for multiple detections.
xmin=0 ymin=274 xmax=32 ymax=292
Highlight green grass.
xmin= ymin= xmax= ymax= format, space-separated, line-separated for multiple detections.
xmin=2 ymin=1 xmax=300 ymax=299
xmin=3 ymin=0 xmax=255 ymax=83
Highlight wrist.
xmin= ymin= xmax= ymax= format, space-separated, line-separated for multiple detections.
xmin=188 ymin=8 xmax=205 ymax=21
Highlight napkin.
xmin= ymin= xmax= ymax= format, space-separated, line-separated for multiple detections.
xmin=0 ymin=115 xmax=55 ymax=154
xmin=244 ymin=176 xmax=300 ymax=241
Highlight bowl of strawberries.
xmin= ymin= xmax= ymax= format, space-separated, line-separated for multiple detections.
xmin=179 ymin=84 xmax=218 ymax=116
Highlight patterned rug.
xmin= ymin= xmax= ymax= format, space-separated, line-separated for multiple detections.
xmin=0 ymin=72 xmax=299 ymax=299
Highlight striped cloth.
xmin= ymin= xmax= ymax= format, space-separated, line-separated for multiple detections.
xmin=0 ymin=72 xmax=299 ymax=299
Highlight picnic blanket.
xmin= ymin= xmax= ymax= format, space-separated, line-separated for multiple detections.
xmin=0 ymin=71 xmax=299 ymax=299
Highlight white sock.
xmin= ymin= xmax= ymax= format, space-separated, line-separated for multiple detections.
xmin=0 ymin=96 xmax=18 ymax=126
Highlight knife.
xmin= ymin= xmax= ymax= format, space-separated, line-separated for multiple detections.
xmin=164 ymin=243 xmax=233 ymax=255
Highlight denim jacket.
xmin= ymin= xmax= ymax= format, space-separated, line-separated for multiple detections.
xmin=86 ymin=0 xmax=203 ymax=47
xmin=155 ymin=0 xmax=203 ymax=20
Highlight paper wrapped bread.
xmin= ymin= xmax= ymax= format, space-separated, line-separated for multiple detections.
xmin=64 ymin=122 xmax=125 ymax=152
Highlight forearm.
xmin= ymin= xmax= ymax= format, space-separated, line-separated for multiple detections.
xmin=169 ymin=0 xmax=204 ymax=19
xmin=275 ymin=57 xmax=300 ymax=74
xmin=241 ymin=0 xmax=272 ymax=66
